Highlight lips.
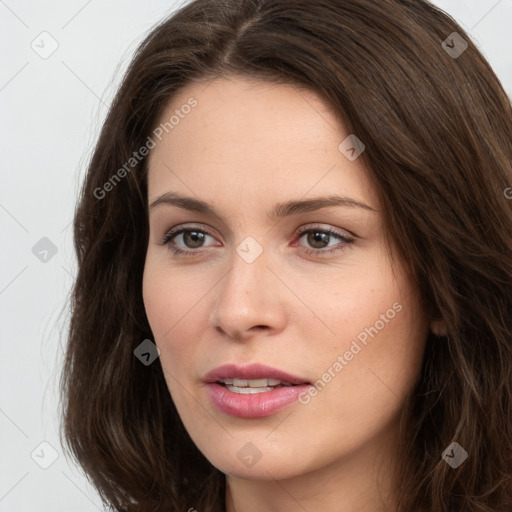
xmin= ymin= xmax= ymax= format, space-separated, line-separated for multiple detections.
xmin=203 ymin=363 xmax=311 ymax=386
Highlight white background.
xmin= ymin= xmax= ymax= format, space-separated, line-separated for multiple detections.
xmin=1 ymin=0 xmax=511 ymax=510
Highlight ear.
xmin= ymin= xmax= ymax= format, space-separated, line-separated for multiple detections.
xmin=429 ymin=318 xmax=447 ymax=337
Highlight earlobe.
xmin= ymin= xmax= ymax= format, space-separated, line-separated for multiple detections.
xmin=430 ymin=318 xmax=447 ymax=337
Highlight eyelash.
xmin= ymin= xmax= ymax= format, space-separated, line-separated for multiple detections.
xmin=160 ymin=224 xmax=354 ymax=257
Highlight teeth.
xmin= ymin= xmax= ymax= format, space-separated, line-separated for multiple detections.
xmin=220 ymin=378 xmax=294 ymax=388
xmin=248 ymin=378 xmax=271 ymax=388
xmin=226 ymin=385 xmax=274 ymax=394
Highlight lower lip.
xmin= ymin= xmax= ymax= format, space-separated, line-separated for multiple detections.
xmin=205 ymin=382 xmax=312 ymax=418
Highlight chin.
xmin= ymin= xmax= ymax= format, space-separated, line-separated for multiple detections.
xmin=205 ymin=446 xmax=311 ymax=482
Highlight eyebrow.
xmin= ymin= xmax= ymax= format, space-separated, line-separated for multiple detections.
xmin=149 ymin=192 xmax=378 ymax=220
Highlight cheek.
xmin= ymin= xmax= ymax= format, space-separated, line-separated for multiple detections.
xmin=142 ymin=264 xmax=168 ymax=332
xmin=298 ymin=262 xmax=407 ymax=357
xmin=142 ymin=259 xmax=208 ymax=373
xmin=142 ymin=261 xmax=186 ymax=362
xmin=315 ymin=255 xmax=427 ymax=396
xmin=330 ymin=284 xmax=427 ymax=412
xmin=142 ymin=256 xmax=194 ymax=333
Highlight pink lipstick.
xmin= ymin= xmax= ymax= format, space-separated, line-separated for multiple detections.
xmin=203 ymin=363 xmax=313 ymax=418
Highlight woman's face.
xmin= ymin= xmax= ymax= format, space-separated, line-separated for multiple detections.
xmin=142 ymin=76 xmax=429 ymax=483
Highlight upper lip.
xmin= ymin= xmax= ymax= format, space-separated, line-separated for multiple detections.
xmin=203 ymin=363 xmax=311 ymax=385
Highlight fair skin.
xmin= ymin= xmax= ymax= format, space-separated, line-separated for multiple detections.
xmin=142 ymin=76 xmax=443 ymax=511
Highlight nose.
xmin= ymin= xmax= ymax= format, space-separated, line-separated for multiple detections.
xmin=209 ymin=246 xmax=287 ymax=341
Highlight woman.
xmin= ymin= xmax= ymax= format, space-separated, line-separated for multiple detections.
xmin=59 ymin=0 xmax=512 ymax=510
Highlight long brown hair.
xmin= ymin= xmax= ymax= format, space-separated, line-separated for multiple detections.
xmin=59 ymin=0 xmax=512 ymax=510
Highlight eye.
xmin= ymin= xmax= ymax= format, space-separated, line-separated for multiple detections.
xmin=160 ymin=225 xmax=218 ymax=255
xmin=294 ymin=225 xmax=354 ymax=256
xmin=160 ymin=224 xmax=354 ymax=257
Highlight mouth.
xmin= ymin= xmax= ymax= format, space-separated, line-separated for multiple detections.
xmin=204 ymin=371 xmax=314 ymax=417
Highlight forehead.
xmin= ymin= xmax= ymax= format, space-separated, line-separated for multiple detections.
xmin=146 ymin=76 xmax=377 ymax=210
